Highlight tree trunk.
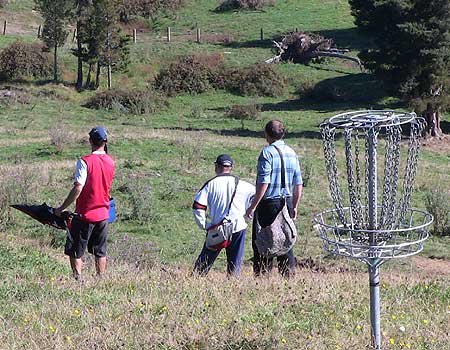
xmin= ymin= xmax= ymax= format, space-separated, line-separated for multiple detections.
xmin=53 ymin=42 xmax=58 ymax=82
xmin=75 ymin=3 xmax=83 ymax=90
xmin=85 ymin=63 xmax=92 ymax=88
xmin=425 ymin=107 xmax=443 ymax=137
xmin=95 ymin=61 xmax=101 ymax=88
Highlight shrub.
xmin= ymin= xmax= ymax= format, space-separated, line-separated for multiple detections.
xmin=0 ymin=0 xmax=9 ymax=8
xmin=85 ymin=89 xmax=167 ymax=115
xmin=215 ymin=0 xmax=275 ymax=12
xmin=0 ymin=41 xmax=52 ymax=82
xmin=117 ymin=178 xmax=158 ymax=223
xmin=226 ymin=103 xmax=261 ymax=129
xmin=155 ymin=54 xmax=225 ymax=95
xmin=425 ymin=188 xmax=450 ymax=236
xmin=229 ymin=64 xmax=286 ymax=97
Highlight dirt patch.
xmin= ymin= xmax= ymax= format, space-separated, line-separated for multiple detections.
xmin=421 ymin=134 xmax=450 ymax=155
xmin=413 ymin=256 xmax=450 ymax=276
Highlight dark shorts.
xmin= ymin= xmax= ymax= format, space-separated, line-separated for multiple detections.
xmin=64 ymin=218 xmax=109 ymax=258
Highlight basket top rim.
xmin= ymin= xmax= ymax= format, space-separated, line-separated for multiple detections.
xmin=321 ymin=110 xmax=417 ymax=129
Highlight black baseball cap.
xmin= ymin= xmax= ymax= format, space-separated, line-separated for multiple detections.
xmin=89 ymin=126 xmax=108 ymax=142
xmin=215 ymin=154 xmax=233 ymax=167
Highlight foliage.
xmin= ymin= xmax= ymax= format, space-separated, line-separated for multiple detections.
xmin=349 ymin=0 xmax=450 ymax=114
xmin=35 ymin=0 xmax=75 ymax=81
xmin=226 ymin=103 xmax=261 ymax=129
xmin=155 ymin=54 xmax=225 ymax=96
xmin=0 ymin=165 xmax=42 ymax=227
xmin=117 ymin=178 xmax=158 ymax=223
xmin=229 ymin=64 xmax=286 ymax=97
xmin=0 ymin=0 xmax=9 ymax=8
xmin=215 ymin=0 xmax=275 ymax=12
xmin=85 ymin=88 xmax=167 ymax=115
xmin=118 ymin=0 xmax=185 ymax=24
xmin=425 ymin=188 xmax=450 ymax=236
xmin=73 ymin=0 xmax=131 ymax=88
xmin=0 ymin=41 xmax=52 ymax=81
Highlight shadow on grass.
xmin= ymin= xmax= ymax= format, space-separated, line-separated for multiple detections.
xmin=261 ymin=73 xmax=404 ymax=113
xmin=216 ymin=27 xmax=370 ymax=51
xmin=153 ymin=125 xmax=324 ymax=139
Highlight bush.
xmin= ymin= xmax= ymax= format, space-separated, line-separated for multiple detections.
xmin=226 ymin=103 xmax=261 ymax=129
xmin=155 ymin=54 xmax=225 ymax=96
xmin=229 ymin=64 xmax=286 ymax=97
xmin=215 ymin=0 xmax=275 ymax=12
xmin=0 ymin=41 xmax=52 ymax=82
xmin=85 ymin=89 xmax=167 ymax=115
xmin=425 ymin=188 xmax=450 ymax=236
xmin=117 ymin=178 xmax=158 ymax=223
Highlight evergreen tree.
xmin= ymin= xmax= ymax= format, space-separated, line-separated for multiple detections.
xmin=349 ymin=0 xmax=450 ymax=136
xmin=34 ymin=0 xmax=74 ymax=82
xmin=73 ymin=0 xmax=130 ymax=89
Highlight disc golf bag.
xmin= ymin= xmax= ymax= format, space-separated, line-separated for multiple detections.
xmin=255 ymin=202 xmax=297 ymax=257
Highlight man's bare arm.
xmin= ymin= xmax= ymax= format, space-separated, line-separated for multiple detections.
xmin=55 ymin=183 xmax=83 ymax=216
xmin=291 ymin=184 xmax=303 ymax=220
xmin=245 ymin=183 xmax=269 ymax=219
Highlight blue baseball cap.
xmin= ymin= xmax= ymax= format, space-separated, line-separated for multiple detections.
xmin=215 ymin=154 xmax=233 ymax=167
xmin=89 ymin=126 xmax=108 ymax=142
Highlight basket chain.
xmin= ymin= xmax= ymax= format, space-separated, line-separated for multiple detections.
xmin=321 ymin=125 xmax=347 ymax=225
xmin=380 ymin=125 xmax=402 ymax=230
xmin=396 ymin=120 xmax=424 ymax=227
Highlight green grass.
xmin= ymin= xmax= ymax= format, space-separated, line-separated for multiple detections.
xmin=0 ymin=0 xmax=449 ymax=349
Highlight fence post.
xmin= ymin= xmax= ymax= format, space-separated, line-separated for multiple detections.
xmin=133 ymin=28 xmax=137 ymax=43
xmin=167 ymin=27 xmax=171 ymax=42
xmin=3 ymin=20 xmax=6 ymax=35
xmin=260 ymin=28 xmax=264 ymax=41
xmin=37 ymin=25 xmax=41 ymax=38
xmin=107 ymin=64 xmax=112 ymax=90
xmin=196 ymin=27 xmax=201 ymax=43
xmin=72 ymin=28 xmax=77 ymax=42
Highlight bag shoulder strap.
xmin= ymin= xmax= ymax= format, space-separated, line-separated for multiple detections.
xmin=225 ymin=176 xmax=240 ymax=217
xmin=273 ymin=145 xmax=286 ymax=191
xmin=198 ymin=173 xmax=233 ymax=192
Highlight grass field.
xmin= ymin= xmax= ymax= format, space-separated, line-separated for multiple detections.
xmin=0 ymin=0 xmax=449 ymax=349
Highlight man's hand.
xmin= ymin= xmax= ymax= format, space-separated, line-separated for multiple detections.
xmin=54 ymin=206 xmax=64 ymax=217
xmin=245 ymin=207 xmax=255 ymax=220
xmin=290 ymin=207 xmax=298 ymax=221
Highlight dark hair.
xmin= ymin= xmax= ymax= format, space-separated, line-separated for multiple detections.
xmin=265 ymin=120 xmax=285 ymax=140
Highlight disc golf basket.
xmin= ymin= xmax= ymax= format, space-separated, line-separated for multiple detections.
xmin=313 ymin=110 xmax=433 ymax=350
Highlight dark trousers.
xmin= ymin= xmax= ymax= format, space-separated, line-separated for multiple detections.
xmin=252 ymin=197 xmax=296 ymax=277
xmin=193 ymin=229 xmax=246 ymax=276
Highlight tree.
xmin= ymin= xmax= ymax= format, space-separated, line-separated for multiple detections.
xmin=34 ymin=0 xmax=74 ymax=82
xmin=349 ymin=0 xmax=450 ymax=136
xmin=73 ymin=0 xmax=130 ymax=89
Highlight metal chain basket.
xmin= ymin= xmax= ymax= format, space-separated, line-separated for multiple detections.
xmin=313 ymin=110 xmax=433 ymax=350
xmin=314 ymin=110 xmax=433 ymax=262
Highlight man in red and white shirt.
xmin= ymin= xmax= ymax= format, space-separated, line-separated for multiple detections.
xmin=55 ymin=126 xmax=115 ymax=280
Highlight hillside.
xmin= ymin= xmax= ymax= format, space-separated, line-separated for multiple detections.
xmin=0 ymin=0 xmax=449 ymax=349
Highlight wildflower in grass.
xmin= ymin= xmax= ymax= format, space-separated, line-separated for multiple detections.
xmin=65 ymin=336 xmax=72 ymax=342
xmin=308 ymin=335 xmax=313 ymax=340
xmin=422 ymin=319 xmax=429 ymax=325
xmin=356 ymin=325 xmax=362 ymax=331
xmin=73 ymin=309 xmax=80 ymax=316
xmin=335 ymin=345 xmax=341 ymax=349
xmin=49 ymin=325 xmax=56 ymax=334
xmin=195 ymin=319 xmax=200 ymax=324
xmin=391 ymin=315 xmax=397 ymax=320
xmin=389 ymin=338 xmax=395 ymax=345
xmin=281 ymin=338 xmax=287 ymax=344
xmin=399 ymin=325 xmax=406 ymax=332
xmin=405 ymin=343 xmax=411 ymax=349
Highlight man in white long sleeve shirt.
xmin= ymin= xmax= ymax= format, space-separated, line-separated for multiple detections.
xmin=192 ymin=154 xmax=255 ymax=276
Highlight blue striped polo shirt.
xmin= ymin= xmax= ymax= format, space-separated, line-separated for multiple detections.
xmin=256 ymin=140 xmax=303 ymax=199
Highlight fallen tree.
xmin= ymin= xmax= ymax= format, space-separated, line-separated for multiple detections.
xmin=265 ymin=31 xmax=362 ymax=69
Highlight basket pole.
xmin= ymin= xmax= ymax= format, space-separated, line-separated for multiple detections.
xmin=367 ymin=127 xmax=382 ymax=349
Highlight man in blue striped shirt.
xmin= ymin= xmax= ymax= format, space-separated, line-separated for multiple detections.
xmin=246 ymin=120 xmax=303 ymax=277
